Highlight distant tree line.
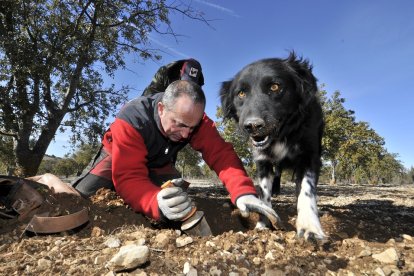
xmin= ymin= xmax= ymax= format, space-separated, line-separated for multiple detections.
xmin=32 ymin=144 xmax=98 ymax=179
xmin=216 ymin=87 xmax=413 ymax=185
xmin=1 ymin=87 xmax=412 ymax=185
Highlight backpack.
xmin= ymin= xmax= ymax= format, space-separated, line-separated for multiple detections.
xmin=0 ymin=174 xmax=89 ymax=234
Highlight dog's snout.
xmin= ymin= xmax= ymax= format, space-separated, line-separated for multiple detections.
xmin=243 ymin=118 xmax=265 ymax=134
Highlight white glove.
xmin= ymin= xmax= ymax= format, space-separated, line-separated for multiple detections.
xmin=236 ymin=195 xmax=281 ymax=227
xmin=157 ymin=186 xmax=193 ymax=221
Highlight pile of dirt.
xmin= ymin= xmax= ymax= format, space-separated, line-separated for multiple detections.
xmin=1 ymin=183 xmax=414 ymax=275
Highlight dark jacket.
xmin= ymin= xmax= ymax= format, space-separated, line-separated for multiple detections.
xmin=142 ymin=59 xmax=205 ymax=96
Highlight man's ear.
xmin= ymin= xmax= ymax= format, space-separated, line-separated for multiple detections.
xmin=157 ymin=102 xmax=165 ymax=117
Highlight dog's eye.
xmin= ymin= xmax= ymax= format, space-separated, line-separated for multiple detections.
xmin=238 ymin=91 xmax=246 ymax=98
xmin=270 ymin=83 xmax=281 ymax=93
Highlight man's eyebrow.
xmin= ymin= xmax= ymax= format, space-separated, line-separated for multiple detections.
xmin=176 ymin=121 xmax=196 ymax=129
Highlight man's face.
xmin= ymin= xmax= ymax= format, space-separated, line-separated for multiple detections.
xmin=158 ymin=95 xmax=204 ymax=142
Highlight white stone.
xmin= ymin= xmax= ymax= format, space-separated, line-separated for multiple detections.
xmin=104 ymin=237 xmax=121 ymax=248
xmin=372 ymin=248 xmax=399 ymax=264
xmin=253 ymin=257 xmax=261 ymax=265
xmin=154 ymin=233 xmax=169 ymax=248
xmin=37 ymin=258 xmax=52 ymax=270
xmin=358 ymin=248 xmax=372 ymax=257
xmin=402 ymin=234 xmax=412 ymax=241
xmin=183 ymin=261 xmax=198 ymax=275
xmin=209 ymin=266 xmax=222 ymax=276
xmin=106 ymin=244 xmax=150 ymax=272
xmin=374 ymin=267 xmax=386 ymax=276
xmin=265 ymin=251 xmax=275 ymax=260
xmin=176 ymin=236 xmax=193 ymax=248
xmin=206 ymin=241 xmax=216 ymax=247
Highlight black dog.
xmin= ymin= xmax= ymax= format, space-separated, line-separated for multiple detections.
xmin=220 ymin=52 xmax=325 ymax=239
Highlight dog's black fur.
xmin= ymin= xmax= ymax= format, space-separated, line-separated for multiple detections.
xmin=220 ymin=52 xmax=325 ymax=239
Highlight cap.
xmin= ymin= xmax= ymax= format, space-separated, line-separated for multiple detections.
xmin=180 ymin=59 xmax=202 ymax=85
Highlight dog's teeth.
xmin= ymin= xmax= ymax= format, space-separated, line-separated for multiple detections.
xmin=252 ymin=136 xmax=269 ymax=147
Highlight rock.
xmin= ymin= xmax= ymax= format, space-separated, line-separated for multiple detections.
xmin=375 ymin=267 xmax=386 ymax=276
xmin=183 ymin=261 xmax=198 ymax=275
xmin=106 ymin=244 xmax=150 ymax=272
xmin=209 ymin=266 xmax=222 ymax=276
xmin=265 ymin=251 xmax=275 ymax=260
xmin=183 ymin=261 xmax=191 ymax=274
xmin=381 ymin=265 xmax=400 ymax=276
xmin=154 ymin=233 xmax=169 ymax=248
xmin=37 ymin=258 xmax=52 ymax=270
xmin=337 ymin=231 xmax=349 ymax=239
xmin=372 ymin=248 xmax=399 ymax=264
xmin=274 ymin=241 xmax=285 ymax=250
xmin=263 ymin=267 xmax=285 ymax=275
xmin=91 ymin=226 xmax=105 ymax=237
xmin=125 ymin=238 xmax=146 ymax=246
xmin=126 ymin=231 xmax=146 ymax=241
xmin=401 ymin=234 xmax=412 ymax=242
xmin=176 ymin=236 xmax=193 ymax=248
xmin=94 ymin=255 xmax=106 ymax=265
xmin=253 ymin=257 xmax=261 ymax=265
xmin=223 ymin=240 xmax=233 ymax=251
xmin=104 ymin=237 xmax=121 ymax=248
xmin=358 ymin=247 xmax=372 ymax=257
xmin=206 ymin=241 xmax=216 ymax=247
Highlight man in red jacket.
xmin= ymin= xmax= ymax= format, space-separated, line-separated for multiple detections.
xmin=72 ymin=80 xmax=277 ymax=224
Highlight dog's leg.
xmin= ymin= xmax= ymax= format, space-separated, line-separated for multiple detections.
xmin=272 ymin=166 xmax=281 ymax=196
xmin=295 ymin=171 xmax=325 ymax=240
xmin=255 ymin=160 xmax=276 ymax=229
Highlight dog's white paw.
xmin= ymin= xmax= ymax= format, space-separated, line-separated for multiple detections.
xmin=296 ymin=209 xmax=325 ymax=240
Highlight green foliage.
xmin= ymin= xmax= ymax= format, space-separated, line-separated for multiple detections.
xmin=0 ymin=0 xmax=207 ymax=176
xmin=407 ymin=167 xmax=414 ymax=184
xmin=176 ymin=145 xmax=204 ymax=178
xmin=37 ymin=143 xmax=98 ymax=177
xmin=320 ymin=88 xmax=404 ymax=184
xmin=0 ymin=135 xmax=14 ymax=174
xmin=70 ymin=143 xmax=100 ymax=175
xmin=215 ymin=107 xmax=255 ymax=174
xmin=54 ymin=158 xmax=78 ymax=178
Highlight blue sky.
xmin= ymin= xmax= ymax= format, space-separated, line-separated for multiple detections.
xmin=48 ymin=0 xmax=414 ymax=169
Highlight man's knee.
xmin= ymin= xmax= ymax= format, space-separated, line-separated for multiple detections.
xmin=72 ymin=174 xmax=114 ymax=197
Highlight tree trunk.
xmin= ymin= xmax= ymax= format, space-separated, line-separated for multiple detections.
xmin=330 ymin=161 xmax=337 ymax=185
xmin=14 ymin=117 xmax=63 ymax=177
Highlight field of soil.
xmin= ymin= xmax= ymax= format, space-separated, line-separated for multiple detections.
xmin=1 ymin=181 xmax=414 ymax=275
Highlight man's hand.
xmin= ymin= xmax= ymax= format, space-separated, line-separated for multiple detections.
xmin=157 ymin=186 xmax=193 ymax=221
xmin=235 ymin=195 xmax=282 ymax=228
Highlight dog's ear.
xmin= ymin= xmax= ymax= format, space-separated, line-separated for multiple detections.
xmin=285 ymin=52 xmax=318 ymax=102
xmin=219 ymin=80 xmax=236 ymax=120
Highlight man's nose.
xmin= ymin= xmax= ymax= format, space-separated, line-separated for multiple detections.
xmin=180 ymin=128 xmax=191 ymax=138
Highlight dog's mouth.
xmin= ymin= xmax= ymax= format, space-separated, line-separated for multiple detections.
xmin=251 ymin=135 xmax=270 ymax=149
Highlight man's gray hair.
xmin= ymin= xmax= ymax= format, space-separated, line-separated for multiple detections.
xmin=162 ymin=80 xmax=206 ymax=111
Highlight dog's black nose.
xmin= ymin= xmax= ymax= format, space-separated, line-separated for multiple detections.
xmin=243 ymin=118 xmax=265 ymax=133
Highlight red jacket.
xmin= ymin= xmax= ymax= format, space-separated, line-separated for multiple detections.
xmin=101 ymin=95 xmax=257 ymax=220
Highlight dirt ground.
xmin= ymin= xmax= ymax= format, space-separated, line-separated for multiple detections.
xmin=1 ymin=181 xmax=414 ymax=275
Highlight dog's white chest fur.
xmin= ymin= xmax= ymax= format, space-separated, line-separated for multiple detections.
xmin=272 ymin=142 xmax=289 ymax=161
